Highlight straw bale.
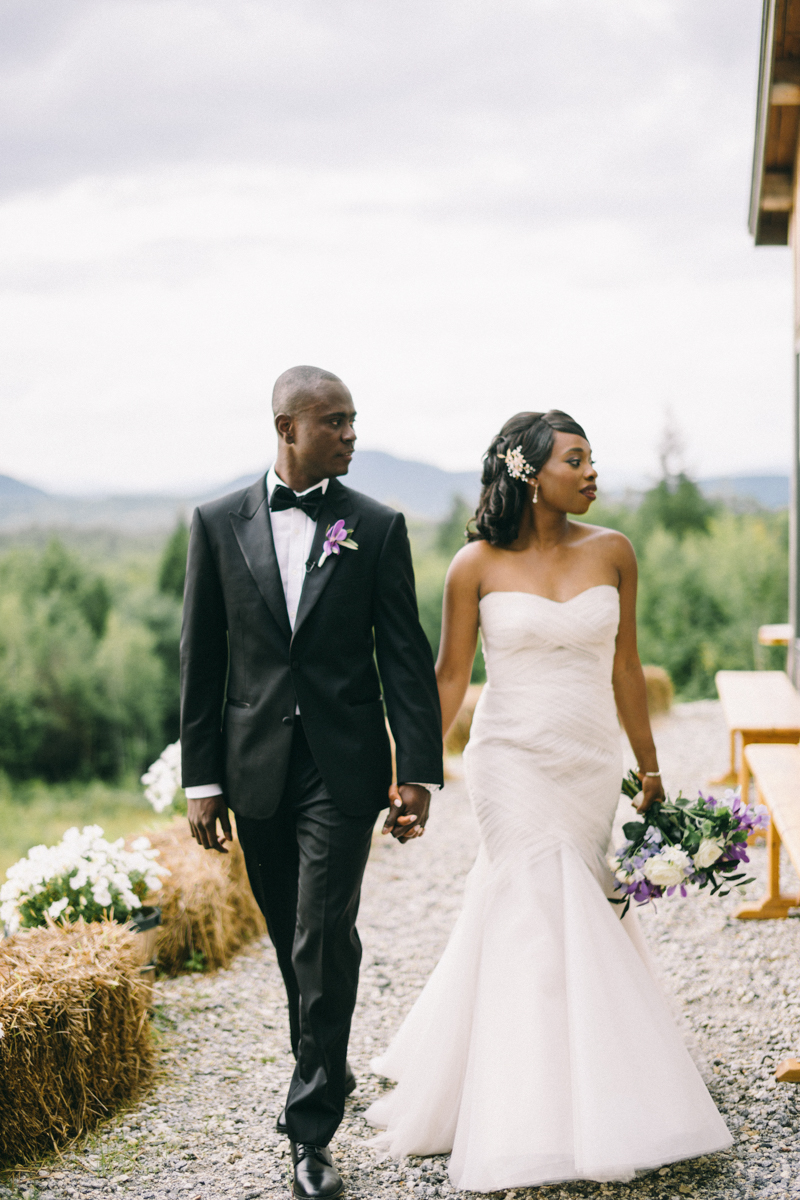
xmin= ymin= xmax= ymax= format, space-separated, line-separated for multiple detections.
xmin=0 ymin=920 xmax=153 ymax=1164
xmin=643 ymin=664 xmax=674 ymax=715
xmin=142 ymin=821 xmax=266 ymax=976
xmin=444 ymin=684 xmax=484 ymax=755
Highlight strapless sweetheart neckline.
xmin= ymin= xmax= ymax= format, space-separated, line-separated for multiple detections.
xmin=479 ymin=583 xmax=618 ymax=606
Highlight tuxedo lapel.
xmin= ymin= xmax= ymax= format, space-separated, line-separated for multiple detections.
xmin=292 ymin=481 xmax=359 ymax=641
xmin=229 ymin=478 xmax=292 ymax=642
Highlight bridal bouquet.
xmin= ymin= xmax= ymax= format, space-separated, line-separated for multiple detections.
xmin=0 ymin=825 xmax=168 ymax=935
xmin=607 ymin=771 xmax=768 ymax=916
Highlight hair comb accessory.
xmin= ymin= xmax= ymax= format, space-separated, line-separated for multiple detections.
xmin=497 ymin=445 xmax=534 ymax=481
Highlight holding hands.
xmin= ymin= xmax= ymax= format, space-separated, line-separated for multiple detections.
xmin=382 ymin=783 xmax=431 ymax=843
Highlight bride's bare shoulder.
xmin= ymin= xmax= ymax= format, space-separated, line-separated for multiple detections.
xmin=570 ymin=521 xmax=635 ymax=563
xmin=446 ymin=539 xmax=496 ymax=586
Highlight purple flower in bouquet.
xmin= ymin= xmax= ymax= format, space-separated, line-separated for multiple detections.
xmin=317 ymin=520 xmax=359 ymax=568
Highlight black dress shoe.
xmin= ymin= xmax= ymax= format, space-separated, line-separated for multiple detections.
xmin=276 ymin=1063 xmax=357 ymax=1134
xmin=290 ymin=1142 xmax=344 ymax=1199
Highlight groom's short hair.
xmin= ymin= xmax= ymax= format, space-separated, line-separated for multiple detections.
xmin=272 ymin=365 xmax=345 ymax=418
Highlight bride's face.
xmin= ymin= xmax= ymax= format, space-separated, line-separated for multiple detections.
xmin=533 ymin=432 xmax=597 ymax=514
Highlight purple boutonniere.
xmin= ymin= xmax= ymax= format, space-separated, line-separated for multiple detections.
xmin=317 ymin=519 xmax=359 ymax=568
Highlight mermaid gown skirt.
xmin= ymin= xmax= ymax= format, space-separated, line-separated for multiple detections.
xmin=365 ymin=586 xmax=731 ymax=1192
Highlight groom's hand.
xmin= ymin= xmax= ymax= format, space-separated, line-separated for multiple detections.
xmin=382 ymin=784 xmax=430 ymax=843
xmin=188 ymin=795 xmax=232 ymax=853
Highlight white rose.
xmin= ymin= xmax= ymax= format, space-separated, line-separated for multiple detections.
xmin=694 ymin=838 xmax=724 ymax=869
xmin=642 ymin=846 xmax=692 ymax=889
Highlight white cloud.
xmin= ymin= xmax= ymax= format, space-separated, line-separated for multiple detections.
xmin=0 ymin=0 xmax=791 ymax=492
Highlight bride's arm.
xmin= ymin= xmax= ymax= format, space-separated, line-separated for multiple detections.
xmin=435 ymin=546 xmax=482 ymax=737
xmin=610 ymin=535 xmax=665 ymax=813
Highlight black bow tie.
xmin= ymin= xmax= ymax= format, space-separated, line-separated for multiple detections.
xmin=270 ymin=484 xmax=325 ymax=521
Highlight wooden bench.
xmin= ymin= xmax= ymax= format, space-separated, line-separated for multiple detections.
xmin=758 ymin=623 xmax=792 ymax=647
xmin=713 ymin=670 xmax=800 ymax=796
xmin=736 ymin=743 xmax=800 ymax=921
xmin=737 ymin=742 xmax=800 ymax=1083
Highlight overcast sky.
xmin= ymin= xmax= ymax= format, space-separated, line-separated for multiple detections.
xmin=0 ymin=0 xmax=791 ymax=493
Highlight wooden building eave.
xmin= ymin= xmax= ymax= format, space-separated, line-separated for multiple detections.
xmin=750 ymin=0 xmax=800 ymax=245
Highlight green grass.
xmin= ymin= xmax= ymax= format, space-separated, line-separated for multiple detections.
xmin=0 ymin=774 xmax=176 ymax=883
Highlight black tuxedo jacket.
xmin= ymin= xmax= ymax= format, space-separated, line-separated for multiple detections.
xmin=179 ymin=475 xmax=443 ymax=819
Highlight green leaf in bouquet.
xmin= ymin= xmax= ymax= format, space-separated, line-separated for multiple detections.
xmin=622 ymin=820 xmax=646 ymax=843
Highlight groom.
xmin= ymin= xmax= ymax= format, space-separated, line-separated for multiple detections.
xmin=180 ymin=365 xmax=443 ymax=1199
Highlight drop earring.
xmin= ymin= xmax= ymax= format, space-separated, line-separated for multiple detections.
xmin=531 ymin=478 xmax=539 ymax=505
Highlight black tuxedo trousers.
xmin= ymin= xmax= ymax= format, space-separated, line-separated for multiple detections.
xmin=237 ymin=722 xmax=374 ymax=1147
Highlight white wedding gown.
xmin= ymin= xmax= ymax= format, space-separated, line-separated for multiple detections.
xmin=365 ymin=586 xmax=732 ymax=1192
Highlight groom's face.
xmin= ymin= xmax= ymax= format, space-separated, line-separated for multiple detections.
xmin=290 ymin=383 xmax=357 ymax=480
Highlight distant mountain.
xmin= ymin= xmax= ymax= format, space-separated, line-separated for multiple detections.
xmin=0 ymin=452 xmax=482 ymax=531
xmin=199 ymin=452 xmax=481 ymax=519
xmin=0 ymin=460 xmax=790 ymax=532
xmin=0 ymin=474 xmax=46 ymax=497
xmin=698 ymin=474 xmax=789 ymax=510
xmin=349 ymin=451 xmax=480 ymax=517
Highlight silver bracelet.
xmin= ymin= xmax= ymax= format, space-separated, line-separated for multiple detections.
xmin=638 ymin=768 xmax=661 ymax=777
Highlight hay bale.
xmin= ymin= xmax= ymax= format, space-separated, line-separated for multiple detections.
xmin=643 ymin=664 xmax=674 ymax=715
xmin=142 ymin=822 xmax=266 ymax=976
xmin=444 ymin=684 xmax=484 ymax=755
xmin=0 ymin=921 xmax=153 ymax=1165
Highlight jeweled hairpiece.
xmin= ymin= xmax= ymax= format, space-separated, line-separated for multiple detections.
xmin=497 ymin=445 xmax=534 ymax=481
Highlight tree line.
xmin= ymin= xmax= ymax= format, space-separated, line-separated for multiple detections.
xmin=0 ymin=474 xmax=788 ymax=783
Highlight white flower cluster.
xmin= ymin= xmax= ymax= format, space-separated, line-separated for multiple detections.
xmin=499 ymin=445 xmax=534 ymax=481
xmin=608 ymin=827 xmax=693 ymax=891
xmin=694 ymin=836 xmax=725 ymax=869
xmin=0 ymin=825 xmax=168 ymax=935
xmin=641 ymin=844 xmax=693 ymax=888
xmin=141 ymin=740 xmax=182 ymax=813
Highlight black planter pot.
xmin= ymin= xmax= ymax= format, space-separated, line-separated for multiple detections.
xmin=129 ymin=905 xmax=162 ymax=933
xmin=127 ymin=905 xmax=161 ymax=994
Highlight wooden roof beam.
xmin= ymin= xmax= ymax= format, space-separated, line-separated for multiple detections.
xmin=762 ymin=171 xmax=794 ymax=210
xmin=772 ymin=60 xmax=800 ymax=103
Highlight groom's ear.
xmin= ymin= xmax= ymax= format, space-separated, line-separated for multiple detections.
xmin=275 ymin=413 xmax=295 ymax=444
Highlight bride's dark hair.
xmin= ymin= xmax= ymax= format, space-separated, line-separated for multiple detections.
xmin=468 ymin=410 xmax=588 ymax=546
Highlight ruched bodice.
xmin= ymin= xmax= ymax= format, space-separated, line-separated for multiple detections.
xmin=367 ymin=585 xmax=731 ymax=1191
xmin=467 ymin=586 xmax=622 ymax=884
xmin=478 ymin=585 xmax=619 ymax=689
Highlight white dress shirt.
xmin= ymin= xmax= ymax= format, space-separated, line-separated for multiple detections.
xmin=185 ymin=466 xmax=436 ymax=800
xmin=265 ymin=465 xmax=329 ymax=630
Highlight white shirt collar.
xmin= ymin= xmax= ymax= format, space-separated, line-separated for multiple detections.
xmin=266 ymin=465 xmax=330 ymax=499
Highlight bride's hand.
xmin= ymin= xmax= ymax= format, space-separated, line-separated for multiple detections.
xmin=635 ymin=774 xmax=665 ymax=813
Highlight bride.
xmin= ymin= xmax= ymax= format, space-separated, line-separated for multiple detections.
xmin=365 ymin=410 xmax=732 ymax=1192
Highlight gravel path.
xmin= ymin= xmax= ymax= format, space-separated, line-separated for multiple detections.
xmin=6 ymin=701 xmax=800 ymax=1200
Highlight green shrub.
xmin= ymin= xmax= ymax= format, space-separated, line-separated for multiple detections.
xmin=0 ymin=540 xmax=170 ymax=780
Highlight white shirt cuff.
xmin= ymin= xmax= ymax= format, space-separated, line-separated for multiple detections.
xmin=402 ymin=782 xmax=441 ymax=793
xmin=184 ymin=783 xmax=223 ymax=799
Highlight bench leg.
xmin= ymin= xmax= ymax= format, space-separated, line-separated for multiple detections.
xmin=709 ymin=728 xmax=738 ymax=788
xmin=736 ymin=806 xmax=800 ymax=919
xmin=738 ymin=736 xmax=750 ymax=801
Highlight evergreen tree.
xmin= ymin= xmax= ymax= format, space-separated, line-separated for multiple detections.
xmin=638 ymin=473 xmax=716 ymax=540
xmin=158 ymin=518 xmax=190 ymax=600
xmin=436 ymin=495 xmax=473 ymax=558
